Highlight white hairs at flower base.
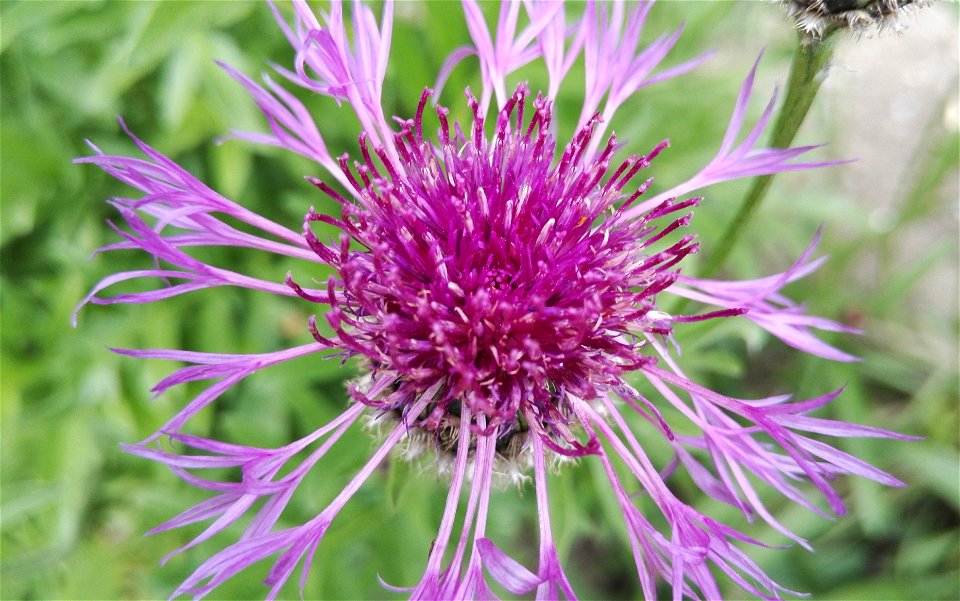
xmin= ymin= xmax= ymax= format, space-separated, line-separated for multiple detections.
xmin=77 ymin=1 xmax=914 ymax=599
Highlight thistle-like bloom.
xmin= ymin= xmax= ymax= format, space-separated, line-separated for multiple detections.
xmin=77 ymin=1 xmax=913 ymax=599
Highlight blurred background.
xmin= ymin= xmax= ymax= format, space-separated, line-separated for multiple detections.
xmin=1 ymin=1 xmax=957 ymax=599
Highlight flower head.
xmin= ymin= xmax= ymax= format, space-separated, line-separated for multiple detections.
xmin=77 ymin=1 xmax=913 ymax=599
xmin=303 ymin=83 xmax=707 ymax=462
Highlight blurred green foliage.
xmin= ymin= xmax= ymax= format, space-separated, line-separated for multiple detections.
xmin=1 ymin=1 xmax=957 ymax=600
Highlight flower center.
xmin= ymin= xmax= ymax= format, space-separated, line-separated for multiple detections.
xmin=291 ymin=85 xmax=698 ymax=460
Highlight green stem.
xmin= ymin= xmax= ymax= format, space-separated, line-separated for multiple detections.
xmin=697 ymin=32 xmax=837 ymax=280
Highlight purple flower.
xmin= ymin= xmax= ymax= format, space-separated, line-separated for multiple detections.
xmin=76 ymin=1 xmax=914 ymax=599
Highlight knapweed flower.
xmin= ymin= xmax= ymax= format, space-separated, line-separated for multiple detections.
xmin=77 ymin=1 xmax=913 ymax=599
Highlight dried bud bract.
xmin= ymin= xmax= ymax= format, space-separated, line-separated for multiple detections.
xmin=781 ymin=0 xmax=932 ymax=40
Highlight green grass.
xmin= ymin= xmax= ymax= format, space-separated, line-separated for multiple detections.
xmin=2 ymin=2 xmax=957 ymax=600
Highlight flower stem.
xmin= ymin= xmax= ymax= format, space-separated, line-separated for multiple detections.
xmin=697 ymin=33 xmax=837 ymax=279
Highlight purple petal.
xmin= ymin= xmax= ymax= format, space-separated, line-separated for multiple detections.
xmin=477 ymin=538 xmax=544 ymax=595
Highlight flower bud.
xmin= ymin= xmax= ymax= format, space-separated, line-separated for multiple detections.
xmin=780 ymin=0 xmax=931 ymax=40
